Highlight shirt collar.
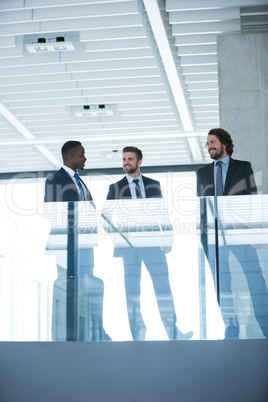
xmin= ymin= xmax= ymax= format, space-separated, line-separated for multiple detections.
xmin=126 ymin=173 xmax=142 ymax=184
xmin=214 ymin=155 xmax=230 ymax=166
xmin=62 ymin=165 xmax=76 ymax=177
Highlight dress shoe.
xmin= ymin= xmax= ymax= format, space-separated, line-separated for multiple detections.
xmin=173 ymin=327 xmax=193 ymax=341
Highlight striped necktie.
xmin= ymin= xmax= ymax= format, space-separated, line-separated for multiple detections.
xmin=133 ymin=179 xmax=142 ymax=198
xmin=74 ymin=173 xmax=86 ymax=200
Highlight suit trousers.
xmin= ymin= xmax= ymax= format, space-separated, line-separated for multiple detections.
xmin=207 ymin=244 xmax=268 ymax=338
xmin=120 ymin=247 xmax=177 ymax=340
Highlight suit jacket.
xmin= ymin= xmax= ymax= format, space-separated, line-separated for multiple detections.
xmin=44 ymin=167 xmax=93 ymax=202
xmin=106 ymin=175 xmax=163 ymax=257
xmin=197 ymin=158 xmax=257 ymax=197
xmin=106 ymin=175 xmax=162 ymax=200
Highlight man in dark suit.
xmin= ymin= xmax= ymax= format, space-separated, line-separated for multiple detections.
xmin=197 ymin=128 xmax=268 ymax=338
xmin=44 ymin=140 xmax=108 ymax=341
xmin=44 ymin=140 xmax=93 ymax=202
xmin=106 ymin=146 xmax=193 ymax=341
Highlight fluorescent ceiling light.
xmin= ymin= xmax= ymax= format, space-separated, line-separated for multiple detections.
xmin=75 ymin=105 xmax=114 ymax=117
xmin=26 ymin=41 xmax=75 ymax=53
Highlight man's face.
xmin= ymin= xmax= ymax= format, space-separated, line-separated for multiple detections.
xmin=122 ymin=152 xmax=141 ymax=175
xmin=71 ymin=145 xmax=87 ymax=171
xmin=206 ymin=134 xmax=227 ymax=161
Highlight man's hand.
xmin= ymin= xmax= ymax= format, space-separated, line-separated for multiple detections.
xmin=161 ymin=246 xmax=172 ymax=254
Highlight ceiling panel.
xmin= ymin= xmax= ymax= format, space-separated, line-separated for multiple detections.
xmin=0 ymin=0 xmax=266 ymax=173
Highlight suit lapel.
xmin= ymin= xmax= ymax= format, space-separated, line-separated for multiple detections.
xmin=121 ymin=177 xmax=132 ymax=198
xmin=60 ymin=168 xmax=84 ymax=200
xmin=224 ymin=158 xmax=235 ymax=195
xmin=207 ymin=163 xmax=214 ymax=194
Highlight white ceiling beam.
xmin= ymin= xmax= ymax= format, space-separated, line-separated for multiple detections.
xmin=0 ymin=59 xmax=158 ymax=78
xmin=0 ymin=36 xmax=16 ymax=48
xmin=166 ymin=0 xmax=268 ymax=11
xmin=0 ymin=10 xmax=32 ymax=25
xmin=3 ymin=85 xmax=166 ymax=102
xmin=1 ymin=76 xmax=164 ymax=95
xmin=34 ymin=145 xmax=61 ymax=168
xmin=0 ymin=131 xmax=206 ymax=148
xmin=16 ymin=106 xmax=67 ymax=116
xmin=0 ymin=48 xmax=153 ymax=68
xmin=66 ymin=58 xmax=158 ymax=73
xmin=0 ymin=68 xmax=160 ymax=86
xmin=0 ymin=0 xmax=24 ymax=12
xmin=187 ymin=82 xmax=218 ymax=90
xmin=0 ymin=72 xmax=73 ymax=86
xmin=0 ymin=102 xmax=35 ymax=139
xmin=193 ymin=105 xmax=219 ymax=112
xmin=177 ymin=44 xmax=217 ymax=55
xmin=32 ymin=1 xmax=139 ymax=21
xmin=180 ymin=55 xmax=218 ymax=66
xmin=85 ymin=37 xmax=151 ymax=52
xmin=189 ymin=89 xmax=218 ymax=98
xmin=187 ymin=137 xmax=203 ymax=162
xmin=184 ymin=73 xmax=218 ymax=82
xmin=0 ymin=14 xmax=143 ymax=37
xmin=80 ymin=26 xmax=147 ymax=42
xmin=40 ymin=13 xmax=143 ymax=33
xmin=28 ymin=119 xmax=178 ymax=131
xmin=32 ymin=125 xmax=181 ymax=137
xmin=143 ymin=0 xmax=193 ymax=131
xmin=25 ymin=0 xmax=135 ymax=8
xmin=194 ymin=112 xmax=219 ymax=118
xmin=172 ymin=20 xmax=241 ymax=35
xmin=169 ymin=8 xmax=240 ymax=23
xmin=182 ymin=65 xmax=218 ymax=74
xmin=175 ymin=34 xmax=217 ymax=46
xmin=6 ymin=93 xmax=170 ymax=109
xmin=0 ymin=36 xmax=24 ymax=59
xmin=191 ymin=98 xmax=219 ymax=106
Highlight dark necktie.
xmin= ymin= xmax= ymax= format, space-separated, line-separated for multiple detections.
xmin=216 ymin=161 xmax=223 ymax=196
xmin=133 ymin=179 xmax=142 ymax=198
xmin=74 ymin=173 xmax=86 ymax=200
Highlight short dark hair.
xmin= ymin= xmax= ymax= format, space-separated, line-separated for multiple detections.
xmin=61 ymin=140 xmax=82 ymax=162
xmin=122 ymin=146 xmax=143 ymax=160
xmin=208 ymin=128 xmax=234 ymax=156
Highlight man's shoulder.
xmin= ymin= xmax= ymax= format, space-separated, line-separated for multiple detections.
xmin=46 ymin=168 xmax=67 ymax=182
xmin=110 ymin=176 xmax=128 ymax=187
xmin=198 ymin=163 xmax=213 ymax=174
xmin=142 ymin=175 xmax=160 ymax=185
xmin=230 ymin=158 xmax=251 ymax=166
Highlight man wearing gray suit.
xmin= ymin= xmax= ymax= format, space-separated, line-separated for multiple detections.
xmin=197 ymin=128 xmax=268 ymax=339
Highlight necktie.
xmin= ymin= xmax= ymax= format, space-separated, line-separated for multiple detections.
xmin=216 ymin=161 xmax=223 ymax=196
xmin=133 ymin=179 xmax=142 ymax=198
xmin=74 ymin=173 xmax=86 ymax=200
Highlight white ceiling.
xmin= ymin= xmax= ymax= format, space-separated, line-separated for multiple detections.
xmin=0 ymin=0 xmax=267 ymax=173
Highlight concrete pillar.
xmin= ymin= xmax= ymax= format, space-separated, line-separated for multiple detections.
xmin=217 ymin=33 xmax=268 ymax=194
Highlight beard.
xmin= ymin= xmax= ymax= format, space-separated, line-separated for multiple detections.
xmin=209 ymin=145 xmax=225 ymax=160
xmin=123 ymin=163 xmax=139 ymax=174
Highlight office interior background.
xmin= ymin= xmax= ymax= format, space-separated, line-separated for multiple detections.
xmin=0 ymin=0 xmax=268 ymax=401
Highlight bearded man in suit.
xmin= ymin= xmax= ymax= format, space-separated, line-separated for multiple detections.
xmin=197 ymin=128 xmax=268 ymax=339
xmin=106 ymin=146 xmax=193 ymax=341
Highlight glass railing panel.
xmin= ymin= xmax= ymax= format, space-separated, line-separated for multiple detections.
xmin=196 ymin=196 xmax=225 ymax=340
xmin=1 ymin=195 xmax=266 ymax=341
xmin=216 ymin=194 xmax=268 ymax=339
